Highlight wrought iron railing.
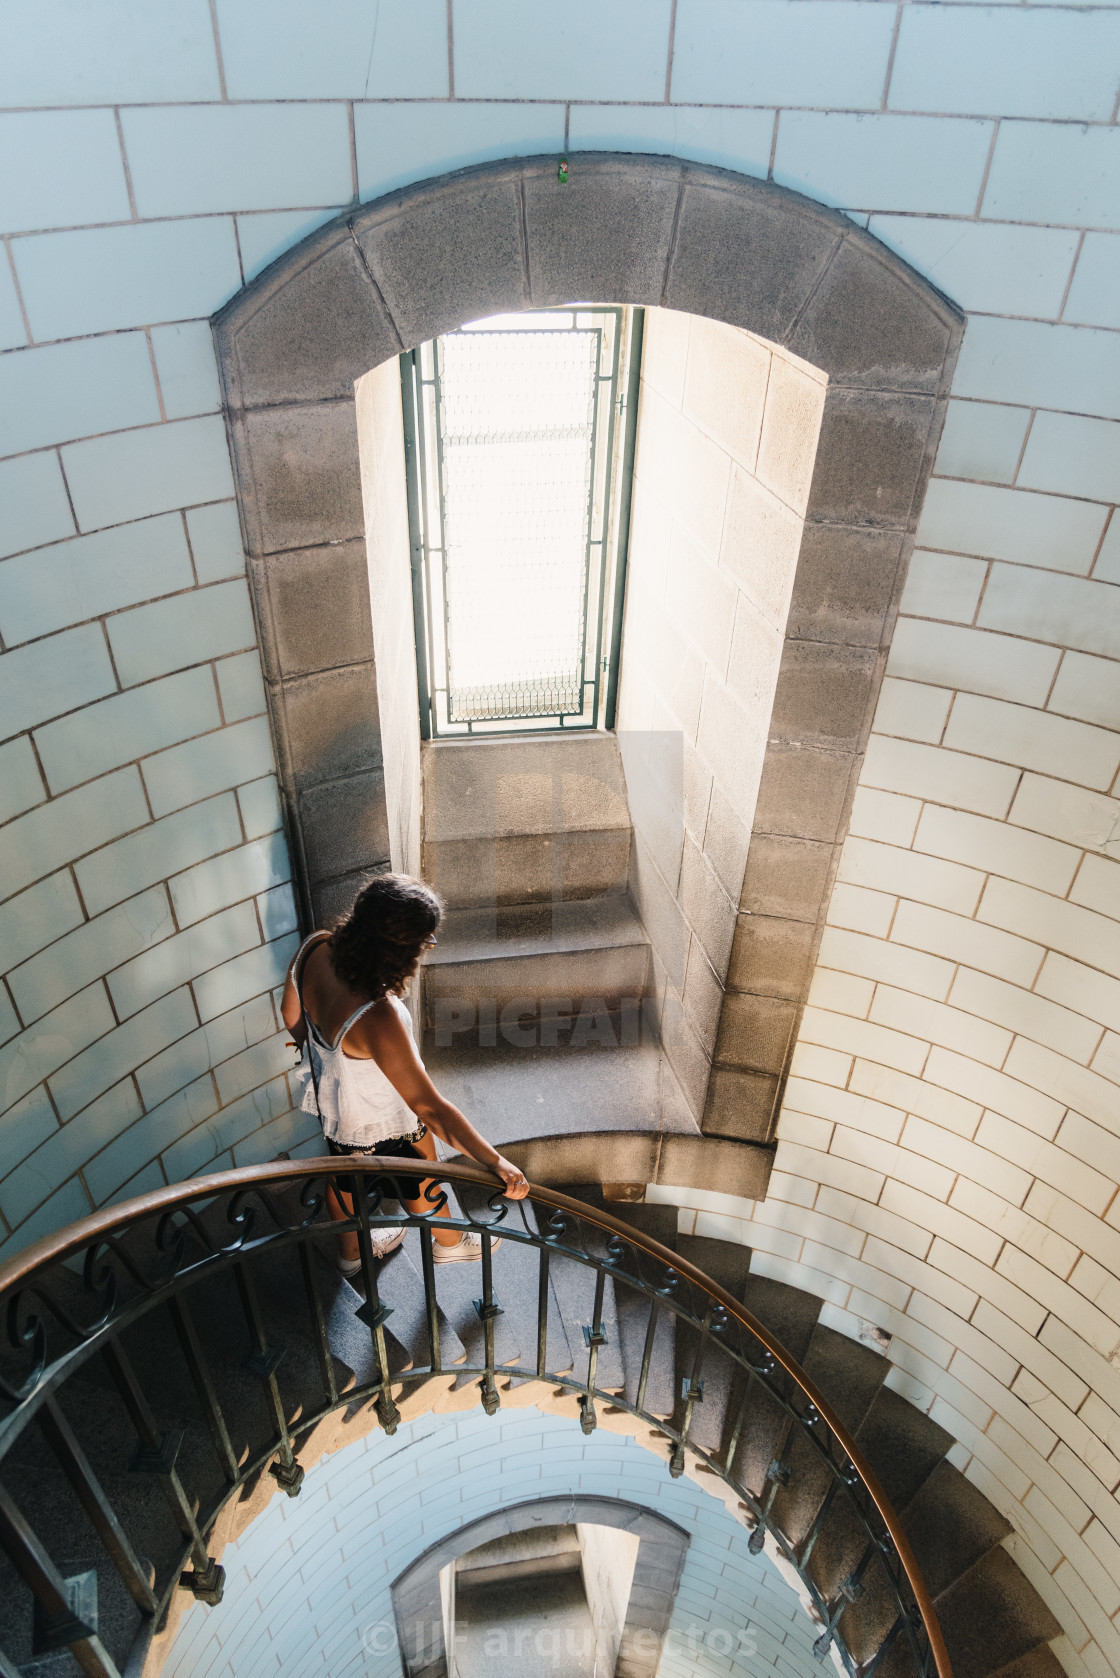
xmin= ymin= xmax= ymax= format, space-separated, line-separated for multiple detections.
xmin=0 ymin=1161 xmax=951 ymax=1678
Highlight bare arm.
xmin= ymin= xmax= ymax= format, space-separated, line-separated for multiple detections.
xmin=358 ymin=1000 xmax=529 ymax=1199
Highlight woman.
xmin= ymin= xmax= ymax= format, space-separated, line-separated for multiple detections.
xmin=281 ymin=873 xmax=529 ymax=1274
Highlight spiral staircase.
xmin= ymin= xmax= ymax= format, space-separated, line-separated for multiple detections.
xmin=0 ymin=1159 xmax=1065 ymax=1678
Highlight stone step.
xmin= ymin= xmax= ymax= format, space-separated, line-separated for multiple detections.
xmin=422 ymin=733 xmax=633 ymax=909
xmin=424 ymin=1033 xmax=697 ymax=1156
xmin=422 ymin=896 xmax=652 ymax=1026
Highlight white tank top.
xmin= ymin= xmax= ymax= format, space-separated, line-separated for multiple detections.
xmin=293 ymin=934 xmax=420 ymax=1148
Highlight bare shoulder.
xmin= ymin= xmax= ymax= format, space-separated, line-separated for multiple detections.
xmin=355 ymin=994 xmax=415 ymax=1055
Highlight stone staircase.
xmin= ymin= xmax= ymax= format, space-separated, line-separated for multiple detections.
xmin=419 ymin=733 xmax=699 ymax=1144
xmin=0 ymin=1180 xmax=1064 ymax=1678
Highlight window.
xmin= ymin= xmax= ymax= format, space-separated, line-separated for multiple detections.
xmin=401 ymin=306 xmax=642 ymax=737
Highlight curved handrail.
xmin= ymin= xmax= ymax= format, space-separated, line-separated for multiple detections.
xmin=0 ymin=1158 xmax=951 ymax=1678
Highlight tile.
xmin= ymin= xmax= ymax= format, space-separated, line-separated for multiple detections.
xmin=872 ymin=676 xmax=951 ymax=744
xmin=1064 ymin=234 xmax=1120 ymax=331
xmin=892 ymin=901 xmax=1043 ymax=990
xmin=170 ymin=833 xmax=291 ymax=927
xmin=0 ymin=623 xmax=116 ymax=740
xmin=453 ymin=0 xmax=672 ymax=100
xmin=258 ymin=883 xmax=298 ymax=941
xmin=0 ymin=512 xmax=194 ymax=646
xmin=848 ymin=785 xmax=922 ymax=849
xmin=121 ymin=104 xmax=353 ymax=219
xmin=915 ymin=805 xmax=1080 ymax=896
xmin=75 ymin=792 xmax=242 ymax=916
xmin=34 ymin=668 xmax=221 ymax=796
xmin=674 ymin=0 xmax=894 ymax=109
xmin=861 ymin=734 xmax=1019 ymax=819
xmin=193 ymin=935 xmax=299 ymax=1023
xmin=889 ymin=6 xmax=1120 ymax=122
xmin=839 ymin=834 xmax=984 ymax=916
xmin=0 ymin=737 xmax=45 ymax=826
xmin=61 ymin=415 xmax=235 ymax=532
xmin=945 ymin=692 xmax=1120 ymax=792
xmin=214 ymin=1031 xmax=294 ymax=1104
xmin=0 ymin=873 xmax=84 ymax=974
xmin=0 ymin=109 xmax=130 ymax=235
xmin=981 ymin=878 xmax=1120 ymax=985
xmin=0 ymin=453 xmax=75 ymax=560
xmin=108 ymin=901 xmax=261 ymax=1020
xmin=0 ymin=334 xmax=160 ymax=460
xmin=16 ymin=220 xmax=241 ymax=340
xmin=1071 ymin=853 xmax=1120 ymax=924
xmin=887 ymin=618 xmax=1060 ymax=706
xmin=107 ymin=578 xmax=256 ymax=687
xmin=238 ymin=776 xmax=284 ymax=840
xmin=1017 ymin=412 xmax=1120 ymax=507
xmin=1094 ymin=518 xmax=1120 ymax=586
xmin=978 ymin=566 xmax=1120 ymax=662
xmin=84 ymin=1073 xmax=218 ymax=1204
xmin=0 ymin=253 xmax=28 ymax=350
xmin=1048 ymin=652 xmax=1120 ymax=732
xmin=917 ymin=479 xmax=1107 ymax=575
xmin=234 ymin=208 xmax=344 ymax=284
xmin=899 ymin=550 xmax=987 ymax=624
xmin=217 ymin=0 xmax=448 ymax=97
xmin=10 ymin=887 xmax=172 ymax=1025
xmin=773 ymin=112 xmax=993 ymax=216
xmin=0 ymin=982 xmax=114 ymax=1120
xmin=163 ymin=1074 xmax=291 ymax=1179
xmin=186 ymin=501 xmax=246 ymax=585
xmin=568 ymin=105 xmax=773 ymax=179
xmin=932 ymin=402 xmax=1031 ymax=487
xmin=354 ymin=102 xmax=564 ymax=204
xmin=142 ymin=716 xmax=274 ymax=817
xmin=216 ymin=652 xmax=266 ymax=723
xmin=869 ymin=218 xmax=1078 ymax=320
xmin=953 ymin=316 xmax=1120 ymax=423
xmin=0 ymin=1088 xmax=58 ymax=1181
xmin=0 ymin=0 xmax=220 ymax=105
xmin=48 ymin=988 xmax=198 ymax=1122
xmin=983 ymin=121 xmax=1120 ymax=231
xmin=135 ymin=994 xmax=276 ymax=1108
xmin=149 ymin=322 xmax=224 ymax=421
xmin=0 ymin=1179 xmax=91 ymax=1257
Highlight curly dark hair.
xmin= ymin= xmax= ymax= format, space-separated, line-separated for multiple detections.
xmin=328 ymin=873 xmax=442 ymax=999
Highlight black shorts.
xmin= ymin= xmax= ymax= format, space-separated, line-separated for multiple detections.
xmin=326 ymin=1125 xmax=428 ymax=1161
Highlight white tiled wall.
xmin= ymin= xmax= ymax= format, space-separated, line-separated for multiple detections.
xmin=164 ymin=1404 xmax=821 ymax=1678
xmin=1 ymin=5 xmax=1119 ymax=1669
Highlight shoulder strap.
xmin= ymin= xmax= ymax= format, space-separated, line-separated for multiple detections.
xmin=331 ymin=998 xmax=379 ymax=1052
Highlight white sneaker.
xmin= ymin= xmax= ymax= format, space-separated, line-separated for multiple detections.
xmin=432 ymin=1232 xmax=502 ymax=1264
xmin=338 ymin=1226 xmax=405 ymax=1274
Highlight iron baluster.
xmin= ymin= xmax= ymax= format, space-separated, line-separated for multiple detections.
xmin=0 ymin=1640 xmax=22 ymax=1678
xmin=474 ymin=1229 xmax=503 ymax=1416
xmin=798 ymin=1475 xmax=843 ymax=1573
xmin=580 ymin=1269 xmax=608 ymax=1435
xmin=670 ymin=1302 xmax=712 ymax=1476
xmin=748 ymin=1418 xmax=797 ymax=1555
xmin=233 ymin=1261 xmax=303 ymax=1497
xmin=165 ymin=1295 xmax=240 ymax=1484
xmin=535 ymin=1243 xmax=551 ymax=1379
xmin=634 ymin=1295 xmax=660 ymax=1415
xmin=813 ymin=1538 xmax=879 ymax=1660
xmin=100 ymin=1340 xmax=224 ymax=1604
xmin=859 ymin=1613 xmax=909 ymax=1678
xmin=297 ymin=1243 xmax=339 ymax=1408
xmin=0 ymin=1479 xmax=121 ymax=1678
xmin=418 ymin=1219 xmax=442 ymax=1376
xmin=350 ymin=1171 xmax=401 ymax=1434
xmin=36 ymin=1397 xmax=158 ymax=1616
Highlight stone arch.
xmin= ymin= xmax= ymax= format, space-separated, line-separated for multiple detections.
xmin=389 ymin=1492 xmax=690 ymax=1678
xmin=213 ymin=152 xmax=963 ymax=1138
